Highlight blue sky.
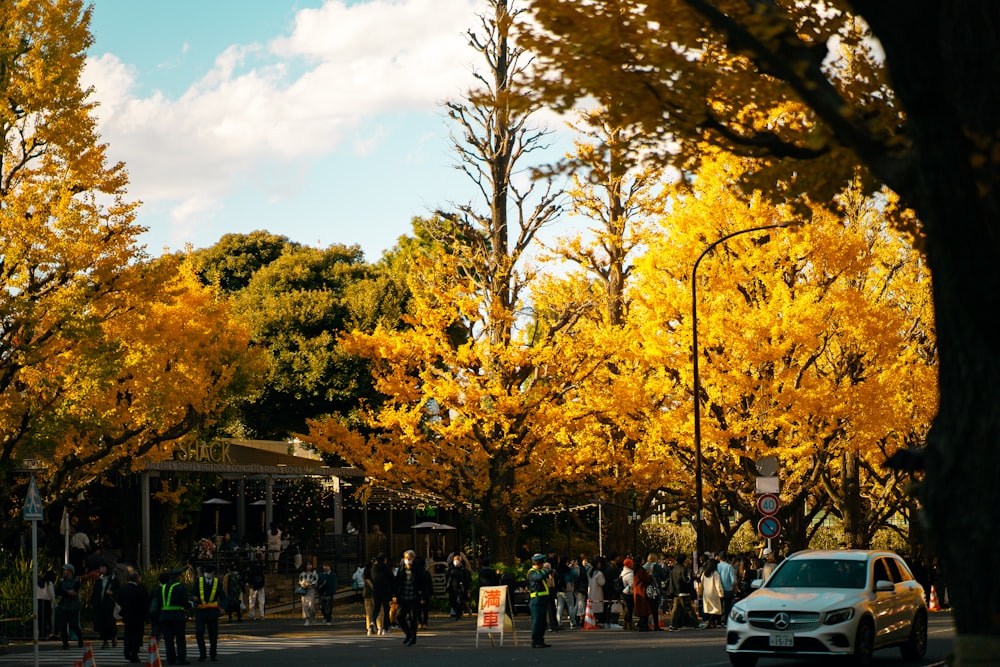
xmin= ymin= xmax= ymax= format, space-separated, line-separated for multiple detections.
xmin=84 ymin=0 xmax=570 ymax=262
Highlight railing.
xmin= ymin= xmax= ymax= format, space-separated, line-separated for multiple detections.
xmin=0 ymin=596 xmax=33 ymax=643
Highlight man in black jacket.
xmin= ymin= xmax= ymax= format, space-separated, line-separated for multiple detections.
xmin=118 ymin=569 xmax=149 ymax=663
xmin=393 ymin=550 xmax=430 ymax=646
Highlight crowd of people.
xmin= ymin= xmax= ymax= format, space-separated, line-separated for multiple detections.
xmin=512 ymin=548 xmax=758 ymax=641
xmin=34 ymin=526 xmax=951 ymax=663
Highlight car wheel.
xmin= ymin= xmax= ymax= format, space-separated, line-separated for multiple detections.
xmin=728 ymin=654 xmax=758 ymax=667
xmin=849 ymin=619 xmax=875 ymax=667
xmin=900 ymin=610 xmax=928 ymax=661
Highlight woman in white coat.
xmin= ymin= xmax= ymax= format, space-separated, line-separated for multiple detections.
xmin=587 ymin=557 xmax=608 ymax=625
xmin=697 ymin=558 xmax=724 ymax=628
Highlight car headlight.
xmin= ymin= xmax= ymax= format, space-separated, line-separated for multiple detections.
xmin=824 ymin=607 xmax=856 ymax=625
xmin=729 ymin=607 xmax=747 ymax=624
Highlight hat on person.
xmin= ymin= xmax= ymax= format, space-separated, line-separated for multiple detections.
xmin=202 ymin=563 xmax=216 ymax=573
xmin=531 ymin=553 xmax=545 ymax=562
xmin=762 ymin=548 xmax=772 ymax=556
xmin=623 ymin=557 xmax=634 ymax=568
xmin=61 ymin=563 xmax=74 ymax=571
xmin=167 ymin=568 xmax=185 ymax=576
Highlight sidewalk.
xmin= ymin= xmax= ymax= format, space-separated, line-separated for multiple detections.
xmin=222 ymin=597 xmax=509 ymax=638
xmin=3 ymin=598 xmax=482 ymax=651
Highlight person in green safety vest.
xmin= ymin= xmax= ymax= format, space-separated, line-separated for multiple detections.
xmin=193 ymin=563 xmax=227 ymax=662
xmin=156 ymin=568 xmax=193 ymax=665
xmin=528 ymin=554 xmax=553 ymax=649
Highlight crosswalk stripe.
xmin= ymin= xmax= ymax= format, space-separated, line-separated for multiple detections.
xmin=0 ymin=634 xmax=411 ymax=664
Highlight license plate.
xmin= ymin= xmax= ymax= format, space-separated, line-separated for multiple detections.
xmin=769 ymin=633 xmax=794 ymax=647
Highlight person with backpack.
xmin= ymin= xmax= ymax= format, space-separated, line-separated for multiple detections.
xmin=633 ymin=557 xmax=656 ymax=631
xmin=644 ymin=553 xmax=668 ymax=631
xmin=556 ymin=557 xmax=579 ymax=628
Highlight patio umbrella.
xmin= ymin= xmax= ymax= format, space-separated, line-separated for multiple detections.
xmin=203 ymin=498 xmax=232 ymax=535
xmin=250 ymin=499 xmax=267 ymax=533
xmin=410 ymin=521 xmax=456 ymax=531
xmin=411 ymin=522 xmax=456 ymax=558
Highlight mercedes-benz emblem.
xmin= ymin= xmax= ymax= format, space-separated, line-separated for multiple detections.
xmin=773 ymin=612 xmax=791 ymax=630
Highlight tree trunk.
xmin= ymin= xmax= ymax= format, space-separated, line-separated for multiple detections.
xmin=840 ymin=452 xmax=864 ymax=549
xmin=857 ymin=2 xmax=1000 ymax=659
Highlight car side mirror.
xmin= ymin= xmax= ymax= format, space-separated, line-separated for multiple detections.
xmin=875 ymin=580 xmax=894 ymax=592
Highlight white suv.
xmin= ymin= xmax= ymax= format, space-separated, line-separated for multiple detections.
xmin=725 ymin=549 xmax=928 ymax=667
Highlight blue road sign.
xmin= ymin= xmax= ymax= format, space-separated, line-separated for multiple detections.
xmin=24 ymin=476 xmax=44 ymax=521
xmin=757 ymin=516 xmax=781 ymax=539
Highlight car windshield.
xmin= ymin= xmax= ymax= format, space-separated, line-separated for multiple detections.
xmin=766 ymin=559 xmax=867 ymax=589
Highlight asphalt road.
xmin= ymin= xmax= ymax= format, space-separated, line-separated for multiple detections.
xmin=3 ymin=606 xmax=954 ymax=667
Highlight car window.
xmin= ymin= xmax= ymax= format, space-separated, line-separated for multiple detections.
xmin=890 ymin=557 xmax=914 ymax=582
xmin=872 ymin=558 xmax=893 ymax=585
xmin=765 ymin=559 xmax=867 ymax=589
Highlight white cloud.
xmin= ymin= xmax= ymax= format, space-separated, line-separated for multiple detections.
xmin=82 ymin=0 xmax=481 ymax=236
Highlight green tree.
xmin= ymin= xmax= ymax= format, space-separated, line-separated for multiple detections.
xmin=186 ymin=230 xmax=292 ymax=293
xmin=187 ymin=233 xmax=409 ymax=443
xmin=231 ymin=243 xmax=379 ymax=439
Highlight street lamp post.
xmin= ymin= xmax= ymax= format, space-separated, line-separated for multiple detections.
xmin=691 ymin=221 xmax=798 ymax=558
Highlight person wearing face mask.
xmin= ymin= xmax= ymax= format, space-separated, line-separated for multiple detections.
xmin=393 ymin=550 xmax=430 ymax=646
xmin=444 ymin=554 xmax=472 ymax=620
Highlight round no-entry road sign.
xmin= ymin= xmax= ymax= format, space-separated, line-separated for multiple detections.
xmin=756 ymin=493 xmax=780 ymax=516
xmin=758 ymin=516 xmax=781 ymax=539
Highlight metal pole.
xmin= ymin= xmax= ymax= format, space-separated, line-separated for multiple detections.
xmin=598 ymin=501 xmax=603 ymax=556
xmin=691 ymin=221 xmax=797 ymax=558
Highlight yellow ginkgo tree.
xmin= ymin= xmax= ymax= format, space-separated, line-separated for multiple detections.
xmin=0 ymin=0 xmax=262 ymax=538
xmin=532 ymin=109 xmax=687 ymax=547
xmin=632 ymin=154 xmax=938 ymax=552
xmin=307 ymin=0 xmax=603 ymax=563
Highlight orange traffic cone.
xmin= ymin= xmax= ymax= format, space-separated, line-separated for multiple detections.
xmin=928 ymin=585 xmax=940 ymax=611
xmin=583 ymin=599 xmax=599 ymax=630
xmin=147 ymin=636 xmax=163 ymax=667
xmin=81 ymin=642 xmax=97 ymax=667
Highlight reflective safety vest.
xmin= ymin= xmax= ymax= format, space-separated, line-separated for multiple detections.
xmin=528 ymin=570 xmax=550 ymax=598
xmin=162 ymin=582 xmax=185 ymax=611
xmin=198 ymin=577 xmax=220 ymax=608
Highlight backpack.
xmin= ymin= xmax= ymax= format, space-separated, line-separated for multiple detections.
xmin=610 ymin=571 xmax=625 ymax=599
xmin=645 ymin=582 xmax=660 ymax=600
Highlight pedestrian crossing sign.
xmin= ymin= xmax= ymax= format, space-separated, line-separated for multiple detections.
xmin=24 ymin=476 xmax=43 ymax=521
